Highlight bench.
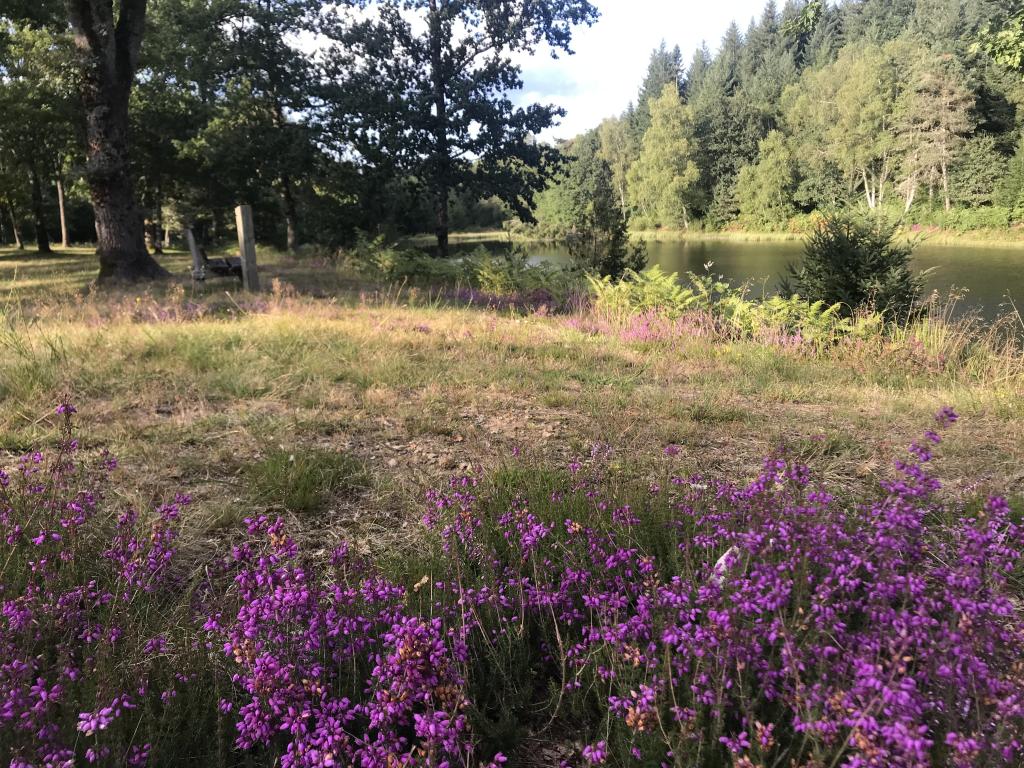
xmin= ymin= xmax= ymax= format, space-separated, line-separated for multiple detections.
xmin=196 ymin=248 xmax=243 ymax=282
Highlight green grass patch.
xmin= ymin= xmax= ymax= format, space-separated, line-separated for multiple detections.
xmin=247 ymin=446 xmax=368 ymax=513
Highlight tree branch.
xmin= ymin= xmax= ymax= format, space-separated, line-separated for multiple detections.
xmin=114 ymin=0 xmax=147 ymax=88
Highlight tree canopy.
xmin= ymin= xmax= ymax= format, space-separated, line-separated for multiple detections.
xmin=2 ymin=0 xmax=1024 ymax=272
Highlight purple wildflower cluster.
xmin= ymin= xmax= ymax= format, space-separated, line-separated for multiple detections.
xmin=419 ymin=408 xmax=1023 ymax=767
xmin=2 ymin=403 xmax=1022 ymax=767
xmin=205 ymin=516 xmax=506 ymax=768
xmin=0 ymin=404 xmax=189 ymax=767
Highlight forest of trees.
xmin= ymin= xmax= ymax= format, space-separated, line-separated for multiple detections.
xmin=0 ymin=0 xmax=598 ymax=276
xmin=1 ymin=0 xmax=1023 ymax=279
xmin=534 ymin=0 xmax=1024 ymax=236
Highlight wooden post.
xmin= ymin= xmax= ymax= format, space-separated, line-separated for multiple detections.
xmin=234 ymin=204 xmax=259 ymax=292
xmin=56 ymin=177 xmax=70 ymax=249
xmin=185 ymin=228 xmax=203 ymax=280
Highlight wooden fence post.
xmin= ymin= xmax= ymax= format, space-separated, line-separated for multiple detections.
xmin=185 ymin=228 xmax=203 ymax=280
xmin=234 ymin=205 xmax=260 ymax=292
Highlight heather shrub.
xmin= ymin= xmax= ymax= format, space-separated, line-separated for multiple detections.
xmin=203 ymin=518 xmax=503 ymax=768
xmin=0 ymin=405 xmax=211 ymax=767
xmin=3 ymin=406 xmax=1023 ymax=767
xmin=416 ymin=412 xmax=1024 ymax=767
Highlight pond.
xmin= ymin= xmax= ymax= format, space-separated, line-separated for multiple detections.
xmin=461 ymin=237 xmax=1024 ymax=322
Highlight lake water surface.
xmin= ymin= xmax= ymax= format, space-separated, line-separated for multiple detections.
xmin=479 ymin=238 xmax=1024 ymax=321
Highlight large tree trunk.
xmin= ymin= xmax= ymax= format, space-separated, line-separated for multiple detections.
xmin=428 ymin=0 xmax=450 ymax=258
xmin=56 ymin=176 xmax=70 ymax=248
xmin=152 ymin=194 xmax=164 ymax=254
xmin=433 ymin=184 xmax=450 ymax=257
xmin=145 ymin=190 xmax=163 ymax=254
xmin=30 ymin=165 xmax=52 ymax=254
xmin=66 ymin=0 xmax=168 ymax=282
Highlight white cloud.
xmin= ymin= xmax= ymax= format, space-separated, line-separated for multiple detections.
xmin=516 ymin=0 xmax=770 ymax=140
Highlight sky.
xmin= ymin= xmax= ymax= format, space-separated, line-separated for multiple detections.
xmin=517 ymin=0 xmax=771 ymax=140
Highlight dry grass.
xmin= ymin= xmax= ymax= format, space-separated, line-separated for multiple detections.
xmin=1 ymin=245 xmax=1022 ymax=552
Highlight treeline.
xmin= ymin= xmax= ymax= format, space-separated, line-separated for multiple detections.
xmin=532 ymin=0 xmax=1024 ymax=237
xmin=2 ymin=1 xmax=1023 ymax=280
xmin=0 ymin=0 xmax=598 ymax=277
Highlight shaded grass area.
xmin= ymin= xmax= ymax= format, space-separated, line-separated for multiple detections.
xmin=0 ymin=245 xmax=1022 ymax=551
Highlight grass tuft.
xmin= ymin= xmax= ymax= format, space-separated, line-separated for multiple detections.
xmin=247 ymin=446 xmax=368 ymax=514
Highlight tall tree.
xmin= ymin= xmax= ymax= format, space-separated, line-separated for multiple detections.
xmin=218 ymin=0 xmax=324 ymax=251
xmin=895 ymin=50 xmax=974 ymax=211
xmin=842 ymin=0 xmax=917 ymax=44
xmin=596 ymin=116 xmax=634 ymax=215
xmin=741 ymin=1 xmax=779 ymax=84
xmin=561 ymin=132 xmax=644 ymax=278
xmin=324 ymin=0 xmax=598 ymax=256
xmin=995 ymin=136 xmax=1024 ymax=219
xmin=685 ymin=44 xmax=711 ymax=102
xmin=631 ymin=41 xmax=684 ymax=137
xmin=690 ymin=24 xmax=763 ymax=223
xmin=783 ymin=42 xmax=907 ymax=210
xmin=736 ymin=130 xmax=798 ymax=228
xmin=627 ymin=84 xmax=701 ymax=229
xmin=0 ymin=24 xmax=79 ymax=253
xmin=950 ymin=135 xmax=1005 ymax=208
xmin=909 ymin=0 xmax=968 ymax=53
xmin=66 ymin=0 xmax=168 ymax=281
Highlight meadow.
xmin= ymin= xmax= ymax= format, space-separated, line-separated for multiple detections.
xmin=1 ymin=244 xmax=1023 ymax=767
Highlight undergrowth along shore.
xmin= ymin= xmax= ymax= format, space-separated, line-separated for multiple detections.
xmin=1 ymin=404 xmax=1022 ymax=768
xmin=399 ymin=226 xmax=1024 ymax=249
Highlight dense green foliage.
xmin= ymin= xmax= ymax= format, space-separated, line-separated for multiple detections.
xmin=0 ymin=0 xmax=595 ymax=261
xmin=534 ymin=0 xmax=1024 ymax=234
xmin=785 ymin=214 xmax=924 ymax=317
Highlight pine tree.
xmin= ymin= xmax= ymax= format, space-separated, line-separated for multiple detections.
xmin=786 ymin=214 xmax=923 ymax=318
xmin=995 ymin=136 xmax=1024 ymax=219
xmin=631 ymin=42 xmax=684 ymax=138
xmin=895 ymin=49 xmax=975 ymax=211
xmin=684 ymin=44 xmax=711 ymax=102
xmin=741 ymin=1 xmax=780 ymax=84
xmin=563 ymin=133 xmax=645 ymax=278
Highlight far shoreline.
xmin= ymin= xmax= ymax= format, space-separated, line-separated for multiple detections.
xmin=402 ymin=226 xmax=1024 ymax=251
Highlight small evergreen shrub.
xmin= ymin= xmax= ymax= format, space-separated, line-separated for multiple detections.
xmin=785 ymin=214 xmax=924 ymax=318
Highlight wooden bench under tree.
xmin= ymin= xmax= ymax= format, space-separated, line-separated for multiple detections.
xmin=201 ymin=249 xmax=243 ymax=281
xmin=186 ymin=228 xmax=243 ymax=282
